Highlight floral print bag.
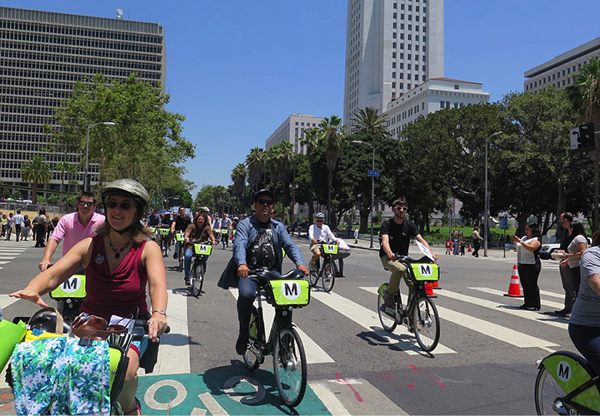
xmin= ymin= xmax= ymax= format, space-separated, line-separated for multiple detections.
xmin=11 ymin=336 xmax=110 ymax=415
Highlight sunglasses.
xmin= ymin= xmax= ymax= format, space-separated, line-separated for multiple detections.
xmin=257 ymin=199 xmax=273 ymax=206
xmin=78 ymin=201 xmax=94 ymax=207
xmin=106 ymin=200 xmax=134 ymax=210
xmin=394 ymin=206 xmax=408 ymax=211
xmin=316 ymin=219 xmax=324 ymax=222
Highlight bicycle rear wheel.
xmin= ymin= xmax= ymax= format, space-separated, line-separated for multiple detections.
xmin=273 ymin=327 xmax=307 ymax=407
xmin=321 ymin=260 xmax=336 ymax=293
xmin=190 ymin=261 xmax=204 ymax=297
xmin=377 ymin=284 xmax=397 ymax=332
xmin=243 ymin=306 xmax=261 ymax=371
xmin=412 ymin=295 xmax=440 ymax=352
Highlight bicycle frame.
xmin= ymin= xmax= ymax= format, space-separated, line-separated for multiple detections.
xmin=249 ymin=287 xmax=294 ymax=358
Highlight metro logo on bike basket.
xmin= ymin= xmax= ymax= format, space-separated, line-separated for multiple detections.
xmin=194 ymin=244 xmax=213 ymax=256
xmin=158 ymin=228 xmax=170 ymax=236
xmin=269 ymin=280 xmax=310 ymax=307
xmin=322 ymin=244 xmax=338 ymax=255
xmin=175 ymin=233 xmax=185 ymax=241
xmin=410 ymin=263 xmax=440 ymax=281
xmin=49 ymin=274 xmax=87 ymax=299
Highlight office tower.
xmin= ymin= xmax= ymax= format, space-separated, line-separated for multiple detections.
xmin=0 ymin=7 xmax=166 ymax=195
xmin=525 ymin=37 xmax=600 ymax=94
xmin=265 ymin=114 xmax=324 ymax=155
xmin=344 ymin=0 xmax=444 ymax=127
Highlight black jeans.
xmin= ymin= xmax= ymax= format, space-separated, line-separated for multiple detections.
xmin=15 ymin=224 xmax=21 ymax=242
xmin=569 ymin=323 xmax=600 ymax=375
xmin=472 ymin=240 xmax=481 ymax=257
xmin=518 ymin=263 xmax=541 ymax=308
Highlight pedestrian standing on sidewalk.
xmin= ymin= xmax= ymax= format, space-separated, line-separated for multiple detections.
xmin=554 ymin=212 xmax=576 ymax=317
xmin=22 ymin=215 xmax=31 ymax=241
xmin=13 ymin=210 xmax=24 ymax=242
xmin=558 ymin=221 xmax=588 ymax=316
xmin=472 ymin=226 xmax=484 ymax=257
xmin=354 ymin=227 xmax=359 ymax=244
xmin=445 ymin=238 xmax=453 ymax=255
xmin=513 ymin=222 xmax=542 ymax=311
xmin=5 ymin=213 xmax=14 ymax=241
xmin=1 ymin=213 xmax=6 ymax=237
xmin=34 ymin=208 xmax=48 ymax=248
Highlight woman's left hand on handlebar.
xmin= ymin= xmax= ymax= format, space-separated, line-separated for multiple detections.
xmin=147 ymin=314 xmax=168 ymax=342
xmin=298 ymin=264 xmax=309 ymax=275
xmin=9 ymin=288 xmax=49 ymax=307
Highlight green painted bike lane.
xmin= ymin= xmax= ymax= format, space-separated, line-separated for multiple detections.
xmin=137 ymin=367 xmax=330 ymax=415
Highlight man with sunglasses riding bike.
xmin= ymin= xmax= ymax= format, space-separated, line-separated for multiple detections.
xmin=380 ymin=197 xmax=437 ymax=308
xmin=218 ymin=189 xmax=309 ymax=355
xmin=39 ymin=191 xmax=105 ymax=271
xmin=309 ymin=213 xmax=340 ymax=270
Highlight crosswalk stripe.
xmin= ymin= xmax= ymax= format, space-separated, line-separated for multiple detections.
xmin=469 ymin=287 xmax=566 ymax=312
xmin=540 ymin=289 xmax=565 ymax=300
xmin=0 ymin=256 xmax=17 ymax=260
xmin=0 ymin=294 xmax=19 ymax=309
xmin=318 ymin=290 xmax=455 ymax=355
xmin=309 ymin=382 xmax=351 ymax=415
xmin=146 ymin=289 xmax=190 ymax=375
xmin=229 ymin=289 xmax=334 ymax=364
xmin=361 ymin=287 xmax=558 ymax=351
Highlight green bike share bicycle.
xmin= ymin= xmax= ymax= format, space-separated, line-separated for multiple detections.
xmin=242 ymin=269 xmax=310 ymax=407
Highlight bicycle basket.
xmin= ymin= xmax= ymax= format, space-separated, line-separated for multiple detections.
xmin=158 ymin=228 xmax=170 ymax=236
xmin=221 ymin=229 xmax=229 ymax=234
xmin=175 ymin=233 xmax=185 ymax=242
xmin=540 ymin=352 xmax=600 ymax=407
xmin=409 ymin=263 xmax=440 ymax=281
xmin=49 ymin=274 xmax=87 ymax=300
xmin=267 ymin=279 xmax=310 ymax=308
xmin=194 ymin=243 xmax=213 ymax=256
xmin=147 ymin=227 xmax=156 ymax=233
xmin=322 ymin=244 xmax=338 ymax=255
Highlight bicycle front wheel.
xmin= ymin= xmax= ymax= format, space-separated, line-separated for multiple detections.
xmin=273 ymin=327 xmax=307 ymax=407
xmin=377 ymin=285 xmax=397 ymax=332
xmin=412 ymin=296 xmax=440 ymax=352
xmin=190 ymin=262 xmax=204 ymax=297
xmin=243 ymin=306 xmax=261 ymax=371
xmin=308 ymin=266 xmax=318 ymax=287
xmin=321 ymin=261 xmax=336 ymax=293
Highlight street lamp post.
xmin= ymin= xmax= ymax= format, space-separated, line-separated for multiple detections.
xmin=352 ymin=140 xmax=375 ymax=248
xmin=85 ymin=121 xmax=116 ymax=191
xmin=484 ymin=131 xmax=503 ymax=257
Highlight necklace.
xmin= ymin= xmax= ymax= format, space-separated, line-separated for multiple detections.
xmin=107 ymin=235 xmax=132 ymax=259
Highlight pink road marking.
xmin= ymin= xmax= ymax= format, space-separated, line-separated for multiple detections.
xmin=410 ymin=365 xmax=447 ymax=388
xmin=336 ymin=372 xmax=364 ymax=402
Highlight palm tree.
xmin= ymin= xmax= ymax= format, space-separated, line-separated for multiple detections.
xmin=245 ymin=147 xmax=264 ymax=192
xmin=318 ymin=115 xmax=347 ymax=225
xmin=230 ymin=163 xmax=247 ymax=210
xmin=65 ymin=164 xmax=79 ymax=196
xmin=300 ymin=127 xmax=320 ymax=222
xmin=566 ymin=57 xmax=600 ymax=127
xmin=351 ymin=107 xmax=391 ymax=137
xmin=21 ymin=156 xmax=53 ymax=204
xmin=55 ymin=161 xmax=70 ymax=202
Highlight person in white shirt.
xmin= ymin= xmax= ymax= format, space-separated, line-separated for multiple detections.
xmin=309 ymin=212 xmax=340 ymax=267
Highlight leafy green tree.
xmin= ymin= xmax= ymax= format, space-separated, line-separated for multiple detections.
xmin=351 ymin=107 xmax=391 ymax=137
xmin=567 ymin=57 xmax=600 ymax=128
xmin=48 ymin=73 xmax=195 ymax=198
xmin=21 ymin=156 xmax=53 ymax=204
xmin=318 ymin=115 xmax=347 ymax=226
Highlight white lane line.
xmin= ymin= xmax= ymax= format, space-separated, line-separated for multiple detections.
xmin=540 ymin=289 xmax=566 ymax=300
xmin=309 ymin=382 xmax=351 ymax=415
xmin=0 ymin=294 xmax=19 ymax=309
xmin=229 ymin=289 xmax=334 ymax=364
xmin=144 ymin=289 xmax=190 ymax=375
xmin=469 ymin=287 xmax=566 ymax=314
xmin=362 ymin=287 xmax=558 ymax=351
xmin=322 ymin=289 xmax=455 ymax=355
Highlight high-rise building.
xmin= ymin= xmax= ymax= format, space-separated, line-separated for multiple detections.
xmin=0 ymin=7 xmax=166 ymax=196
xmin=524 ymin=37 xmax=600 ymax=94
xmin=265 ymin=114 xmax=324 ymax=154
xmin=343 ymin=0 xmax=444 ymax=127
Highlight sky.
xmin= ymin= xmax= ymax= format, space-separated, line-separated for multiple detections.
xmin=3 ymin=1 xmax=600 ymax=196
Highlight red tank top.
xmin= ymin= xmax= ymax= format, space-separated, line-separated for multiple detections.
xmin=81 ymin=234 xmax=149 ymax=321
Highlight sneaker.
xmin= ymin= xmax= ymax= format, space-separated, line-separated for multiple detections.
xmin=236 ymin=336 xmax=248 ymax=355
xmin=383 ymin=291 xmax=396 ymax=308
xmin=185 ymin=280 xmax=191 ymax=286
xmin=554 ymin=309 xmax=571 ymax=316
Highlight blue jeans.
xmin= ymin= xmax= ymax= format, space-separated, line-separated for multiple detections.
xmin=237 ymin=276 xmax=259 ymax=339
xmin=569 ymin=323 xmax=600 ymax=375
xmin=184 ymin=248 xmax=206 ymax=281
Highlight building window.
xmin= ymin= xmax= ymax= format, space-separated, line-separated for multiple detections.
xmin=454 ymin=85 xmax=459 ymax=90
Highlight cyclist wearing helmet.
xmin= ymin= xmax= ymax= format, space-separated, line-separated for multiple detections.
xmin=309 ymin=213 xmax=340 ymax=268
xmin=10 ymin=179 xmax=168 ymax=416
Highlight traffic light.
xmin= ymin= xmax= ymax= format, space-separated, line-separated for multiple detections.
xmin=578 ymin=123 xmax=596 ymax=150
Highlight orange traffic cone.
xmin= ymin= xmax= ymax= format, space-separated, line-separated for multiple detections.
xmin=504 ymin=265 xmax=524 ymax=297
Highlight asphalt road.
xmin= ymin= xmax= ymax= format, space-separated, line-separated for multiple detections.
xmin=0 ymin=236 xmax=574 ymax=415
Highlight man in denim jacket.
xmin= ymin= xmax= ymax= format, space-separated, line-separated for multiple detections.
xmin=218 ymin=189 xmax=308 ymax=355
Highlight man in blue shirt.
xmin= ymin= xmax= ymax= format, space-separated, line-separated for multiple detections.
xmin=218 ymin=189 xmax=308 ymax=355
xmin=13 ymin=210 xmax=24 ymax=242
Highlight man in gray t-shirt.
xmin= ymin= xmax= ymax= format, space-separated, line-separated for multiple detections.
xmin=569 ymin=244 xmax=600 ymax=374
